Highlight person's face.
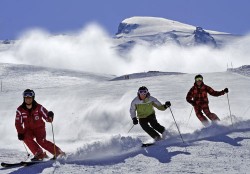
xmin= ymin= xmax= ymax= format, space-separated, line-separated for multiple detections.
xmin=138 ymin=90 xmax=148 ymax=100
xmin=24 ymin=97 xmax=33 ymax=105
xmin=195 ymin=77 xmax=203 ymax=86
xmin=139 ymin=93 xmax=147 ymax=100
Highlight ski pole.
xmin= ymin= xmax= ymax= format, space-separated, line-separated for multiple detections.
xmin=242 ymin=105 xmax=250 ymax=117
xmin=186 ymin=107 xmax=193 ymax=126
xmin=169 ymin=107 xmax=187 ymax=151
xmin=51 ymin=122 xmax=57 ymax=159
xmin=128 ymin=125 xmax=135 ymax=133
xmin=226 ymin=93 xmax=234 ymax=127
xmin=22 ymin=141 xmax=30 ymax=158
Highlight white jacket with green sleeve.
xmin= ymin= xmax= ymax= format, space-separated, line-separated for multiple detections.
xmin=130 ymin=96 xmax=166 ymax=119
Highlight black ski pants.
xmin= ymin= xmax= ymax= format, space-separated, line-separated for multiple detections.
xmin=139 ymin=113 xmax=165 ymax=139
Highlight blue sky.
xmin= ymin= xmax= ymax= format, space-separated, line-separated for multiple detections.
xmin=0 ymin=0 xmax=249 ymax=39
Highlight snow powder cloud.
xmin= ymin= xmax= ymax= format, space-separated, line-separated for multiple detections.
xmin=0 ymin=24 xmax=250 ymax=76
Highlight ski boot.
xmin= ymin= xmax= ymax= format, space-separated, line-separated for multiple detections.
xmin=31 ymin=151 xmax=48 ymax=161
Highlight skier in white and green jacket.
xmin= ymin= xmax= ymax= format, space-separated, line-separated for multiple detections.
xmin=130 ymin=86 xmax=171 ymax=141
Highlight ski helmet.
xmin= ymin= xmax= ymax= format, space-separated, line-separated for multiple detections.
xmin=23 ymin=89 xmax=35 ymax=99
xmin=194 ymin=74 xmax=203 ymax=81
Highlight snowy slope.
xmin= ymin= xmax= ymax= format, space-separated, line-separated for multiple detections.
xmin=116 ymin=16 xmax=198 ymax=37
xmin=0 ymin=64 xmax=250 ymax=174
xmin=0 ymin=63 xmax=113 ymax=92
xmin=227 ymin=65 xmax=250 ymax=77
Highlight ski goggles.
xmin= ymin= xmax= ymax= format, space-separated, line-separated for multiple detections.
xmin=138 ymin=90 xmax=148 ymax=95
xmin=23 ymin=91 xmax=35 ymax=97
xmin=195 ymin=77 xmax=203 ymax=82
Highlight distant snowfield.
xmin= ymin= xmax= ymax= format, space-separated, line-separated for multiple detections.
xmin=0 ymin=63 xmax=250 ymax=174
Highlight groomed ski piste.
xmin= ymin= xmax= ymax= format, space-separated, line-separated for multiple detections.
xmin=0 ymin=62 xmax=250 ymax=174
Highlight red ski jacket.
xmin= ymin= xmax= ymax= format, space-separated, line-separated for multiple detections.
xmin=186 ymin=82 xmax=225 ymax=106
xmin=15 ymin=101 xmax=51 ymax=134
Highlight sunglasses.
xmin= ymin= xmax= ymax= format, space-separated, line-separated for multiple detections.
xmin=23 ymin=92 xmax=35 ymax=97
xmin=195 ymin=77 xmax=203 ymax=82
xmin=138 ymin=90 xmax=148 ymax=95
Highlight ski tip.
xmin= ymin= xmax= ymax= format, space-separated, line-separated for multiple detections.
xmin=1 ymin=162 xmax=23 ymax=168
xmin=1 ymin=162 xmax=7 ymax=167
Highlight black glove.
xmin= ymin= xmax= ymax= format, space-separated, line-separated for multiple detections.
xmin=18 ymin=133 xmax=24 ymax=140
xmin=164 ymin=101 xmax=171 ymax=108
xmin=132 ymin=117 xmax=138 ymax=125
xmin=48 ymin=111 xmax=54 ymax=122
xmin=190 ymin=101 xmax=196 ymax=106
xmin=223 ymin=88 xmax=229 ymax=93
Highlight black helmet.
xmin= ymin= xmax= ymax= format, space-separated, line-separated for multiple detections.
xmin=23 ymin=89 xmax=35 ymax=99
xmin=194 ymin=74 xmax=203 ymax=81
xmin=138 ymin=86 xmax=148 ymax=92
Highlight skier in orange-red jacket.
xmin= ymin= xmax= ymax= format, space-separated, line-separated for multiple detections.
xmin=15 ymin=89 xmax=65 ymax=161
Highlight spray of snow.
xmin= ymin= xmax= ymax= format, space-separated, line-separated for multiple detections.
xmin=0 ymin=24 xmax=250 ymax=75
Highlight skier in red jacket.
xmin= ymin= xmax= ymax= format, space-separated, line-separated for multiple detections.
xmin=186 ymin=75 xmax=228 ymax=126
xmin=15 ymin=89 xmax=65 ymax=161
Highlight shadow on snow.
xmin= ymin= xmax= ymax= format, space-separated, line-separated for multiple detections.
xmin=2 ymin=119 xmax=250 ymax=174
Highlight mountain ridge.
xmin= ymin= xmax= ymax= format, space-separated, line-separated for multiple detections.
xmin=114 ymin=16 xmax=241 ymax=53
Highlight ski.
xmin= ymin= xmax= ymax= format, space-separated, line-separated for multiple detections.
xmin=141 ymin=143 xmax=155 ymax=147
xmin=1 ymin=160 xmax=47 ymax=168
xmin=1 ymin=162 xmax=23 ymax=168
xmin=21 ymin=160 xmax=47 ymax=166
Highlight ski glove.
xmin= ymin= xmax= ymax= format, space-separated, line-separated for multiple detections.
xmin=223 ymin=88 xmax=229 ymax=93
xmin=164 ymin=101 xmax=171 ymax=108
xmin=18 ymin=133 xmax=24 ymax=140
xmin=47 ymin=111 xmax=54 ymax=122
xmin=190 ymin=100 xmax=196 ymax=106
xmin=132 ymin=117 xmax=138 ymax=125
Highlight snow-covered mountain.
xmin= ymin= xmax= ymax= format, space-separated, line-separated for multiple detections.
xmin=0 ymin=40 xmax=14 ymax=52
xmin=114 ymin=17 xmax=241 ymax=53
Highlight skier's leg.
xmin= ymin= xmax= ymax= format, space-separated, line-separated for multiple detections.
xmin=203 ymin=104 xmax=220 ymax=122
xmin=194 ymin=105 xmax=209 ymax=126
xmin=148 ymin=114 xmax=165 ymax=134
xmin=23 ymin=129 xmax=43 ymax=155
xmin=34 ymin=127 xmax=62 ymax=155
xmin=139 ymin=117 xmax=161 ymax=139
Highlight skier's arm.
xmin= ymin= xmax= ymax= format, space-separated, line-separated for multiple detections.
xmin=130 ymin=99 xmax=137 ymax=119
xmin=39 ymin=105 xmax=51 ymax=122
xmin=206 ymin=85 xmax=224 ymax=96
xmin=186 ymin=87 xmax=194 ymax=105
xmin=15 ymin=109 xmax=24 ymax=134
xmin=151 ymin=97 xmax=167 ymax=111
